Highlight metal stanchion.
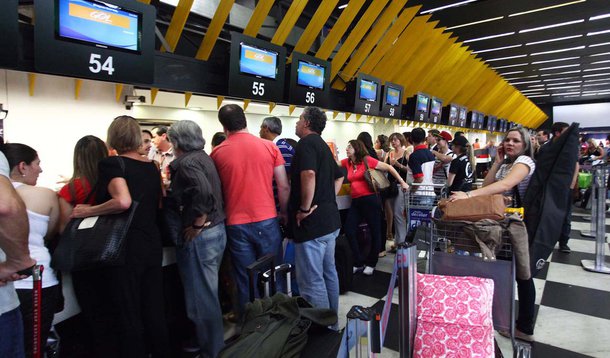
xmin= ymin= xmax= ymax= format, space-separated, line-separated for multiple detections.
xmin=32 ymin=265 xmax=44 ymax=358
xmin=580 ymin=180 xmax=597 ymax=238
xmin=582 ymin=166 xmax=610 ymax=274
xmin=397 ymin=243 xmax=417 ymax=358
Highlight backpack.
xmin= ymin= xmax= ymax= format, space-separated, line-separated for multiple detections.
xmin=218 ymin=293 xmax=337 ymax=358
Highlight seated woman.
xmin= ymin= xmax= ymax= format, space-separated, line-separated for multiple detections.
xmin=450 ymin=126 xmax=536 ymax=342
xmin=341 ymin=140 xmax=408 ymax=276
xmin=3 ymin=143 xmax=60 ymax=357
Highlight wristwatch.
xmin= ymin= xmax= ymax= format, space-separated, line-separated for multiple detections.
xmin=298 ymin=207 xmax=312 ymax=213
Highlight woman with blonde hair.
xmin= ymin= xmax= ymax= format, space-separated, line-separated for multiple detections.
xmin=72 ymin=116 xmax=170 ymax=357
xmin=450 ymin=126 xmax=536 ymax=342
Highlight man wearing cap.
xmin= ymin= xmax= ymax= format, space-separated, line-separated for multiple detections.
xmin=447 ymin=135 xmax=474 ymax=193
xmin=431 ymin=131 xmax=457 ymax=186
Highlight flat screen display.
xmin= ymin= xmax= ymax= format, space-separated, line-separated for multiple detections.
xmin=458 ymin=107 xmax=467 ymax=126
xmin=57 ymin=0 xmax=141 ymax=52
xmin=239 ymin=43 xmax=278 ymax=79
xmin=416 ymin=95 xmax=429 ymax=112
xmin=386 ymin=87 xmax=401 ymax=106
xmin=430 ymin=99 xmax=442 ymax=115
xmin=450 ymin=106 xmax=458 ymax=119
xmin=471 ymin=112 xmax=479 ymax=129
xmin=359 ymin=79 xmax=378 ymax=101
xmin=297 ymin=60 xmax=325 ymax=90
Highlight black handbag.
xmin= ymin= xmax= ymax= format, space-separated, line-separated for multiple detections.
xmin=52 ymin=157 xmax=138 ymax=271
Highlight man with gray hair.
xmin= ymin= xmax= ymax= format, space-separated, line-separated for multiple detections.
xmin=167 ymin=120 xmax=226 ymax=357
xmin=260 ymin=116 xmax=296 ymax=210
xmin=289 ymin=107 xmax=344 ymax=316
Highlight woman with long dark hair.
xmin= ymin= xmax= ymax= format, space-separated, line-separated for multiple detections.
xmin=341 ymin=140 xmax=408 ymax=275
xmin=357 ymin=132 xmax=378 ymax=159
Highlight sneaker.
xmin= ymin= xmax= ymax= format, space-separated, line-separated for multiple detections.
xmin=363 ymin=266 xmax=375 ymax=276
xmin=353 ymin=266 xmax=364 ymax=274
xmin=559 ymin=244 xmax=571 ymax=253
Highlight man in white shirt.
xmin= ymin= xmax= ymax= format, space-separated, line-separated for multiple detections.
xmin=0 ymin=150 xmax=35 ymax=357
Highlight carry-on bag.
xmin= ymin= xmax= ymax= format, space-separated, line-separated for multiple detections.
xmin=32 ymin=265 xmax=43 ymax=358
xmin=334 ymin=234 xmax=354 ymax=294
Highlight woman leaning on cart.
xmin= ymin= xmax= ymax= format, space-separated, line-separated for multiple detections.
xmin=449 ymin=126 xmax=536 ymax=342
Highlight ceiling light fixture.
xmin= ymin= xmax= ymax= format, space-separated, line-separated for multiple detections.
xmin=526 ymin=94 xmax=551 ymax=98
xmin=584 ymin=67 xmax=610 ymax=72
xmin=584 ymin=78 xmax=610 ymax=82
xmin=509 ymin=1 xmax=586 ymax=17
xmin=582 ymin=89 xmax=610 ymax=94
xmin=592 ymin=60 xmax=610 ymax=64
xmin=543 ymin=77 xmax=580 ymax=82
xmin=464 ymin=32 xmax=515 ymax=43
xmin=587 ymin=30 xmax=610 ymax=36
xmin=519 ymin=19 xmax=584 ymax=33
xmin=487 ymin=54 xmax=527 ymax=62
xmin=590 ymin=13 xmax=610 ymax=21
xmin=531 ymin=57 xmax=580 ymax=64
xmin=492 ymin=63 xmax=529 ymax=69
xmin=551 ymin=92 xmax=581 ymax=96
xmin=540 ymin=70 xmax=582 ymax=76
xmin=504 ymin=75 xmax=539 ymax=81
xmin=527 ymin=84 xmax=546 ymax=87
xmin=545 ymin=85 xmax=582 ymax=90
xmin=526 ymin=35 xmax=583 ymax=46
xmin=531 ymin=46 xmax=585 ymax=56
xmin=446 ymin=16 xmax=504 ymax=30
xmin=590 ymin=42 xmax=610 ymax=47
xmin=583 ymin=82 xmax=610 ymax=87
xmin=420 ymin=0 xmax=477 ymax=15
xmin=582 ymin=92 xmax=610 ymax=96
xmin=338 ymin=4 xmax=347 ymax=9
xmin=591 ymin=52 xmax=610 ymax=57
xmin=510 ymin=80 xmax=541 ymax=85
xmin=472 ymin=44 xmax=523 ymax=54
xmin=538 ymin=64 xmax=581 ymax=71
xmin=583 ymin=72 xmax=610 ymax=77
xmin=499 ymin=71 xmax=525 ymax=76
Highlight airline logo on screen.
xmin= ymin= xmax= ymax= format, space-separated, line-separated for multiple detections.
xmin=69 ymin=3 xmax=130 ymax=29
xmin=245 ymin=49 xmax=274 ymax=64
xmin=361 ymin=82 xmax=375 ymax=91
xmin=301 ymin=65 xmax=322 ymax=77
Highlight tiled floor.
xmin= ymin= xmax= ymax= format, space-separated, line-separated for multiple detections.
xmin=339 ymin=205 xmax=610 ymax=357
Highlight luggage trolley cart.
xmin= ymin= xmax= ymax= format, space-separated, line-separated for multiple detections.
xmin=403 ymin=183 xmax=446 ymax=256
xmin=427 ymin=219 xmax=529 ymax=357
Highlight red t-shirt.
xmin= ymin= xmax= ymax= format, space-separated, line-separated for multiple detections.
xmin=211 ymin=132 xmax=285 ymax=225
xmin=341 ymin=156 xmax=379 ymax=199
xmin=57 ymin=177 xmax=95 ymax=205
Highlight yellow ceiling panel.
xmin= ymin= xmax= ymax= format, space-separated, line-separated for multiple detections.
xmin=329 ymin=0 xmax=389 ymax=80
xmin=357 ymin=6 xmax=420 ymax=75
xmin=446 ymin=61 xmax=488 ymax=104
xmin=421 ymin=43 xmax=468 ymax=98
xmin=243 ymin=0 xmax=275 ymax=37
xmin=331 ymin=0 xmax=405 ymax=86
xmin=434 ymin=49 xmax=472 ymax=101
xmin=315 ymin=0 xmax=367 ymax=60
xmin=272 ymin=0 xmax=309 ymax=46
xmin=161 ymin=0 xmax=194 ymax=52
xmin=292 ymin=0 xmax=340 ymax=55
xmin=196 ymin=0 xmax=235 ymax=60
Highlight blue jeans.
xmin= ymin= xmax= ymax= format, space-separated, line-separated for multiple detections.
xmin=294 ymin=229 xmax=340 ymax=316
xmin=226 ymin=217 xmax=283 ymax=314
xmin=0 ymin=307 xmax=24 ymax=358
xmin=176 ymin=223 xmax=227 ymax=358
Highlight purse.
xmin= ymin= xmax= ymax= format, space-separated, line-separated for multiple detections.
xmin=363 ymin=156 xmax=390 ymax=193
xmin=52 ymin=157 xmax=138 ymax=271
xmin=438 ymin=194 xmax=506 ymax=221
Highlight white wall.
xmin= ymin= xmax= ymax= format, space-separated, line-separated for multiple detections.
xmin=553 ymin=102 xmax=610 ymax=128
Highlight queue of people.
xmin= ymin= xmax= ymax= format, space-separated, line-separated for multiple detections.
xmin=0 ymin=105 xmax=579 ymax=356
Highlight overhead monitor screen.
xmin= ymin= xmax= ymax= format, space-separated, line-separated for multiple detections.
xmin=450 ymin=105 xmax=458 ymax=119
xmin=416 ymin=94 xmax=429 ymax=112
xmin=459 ymin=107 xmax=467 ymax=120
xmin=359 ymin=79 xmax=378 ymax=101
xmin=239 ymin=42 xmax=278 ymax=79
xmin=430 ymin=99 xmax=442 ymax=115
xmin=386 ymin=87 xmax=401 ymax=106
xmin=57 ymin=0 xmax=141 ymax=52
xmin=297 ymin=60 xmax=325 ymax=90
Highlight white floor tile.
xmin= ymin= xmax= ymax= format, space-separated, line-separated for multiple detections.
xmin=337 ymin=291 xmax=381 ymax=329
xmin=494 ymin=331 xmax=514 ymax=357
xmin=546 ymin=262 xmax=610 ymax=291
xmin=534 ymin=306 xmax=610 ymax=358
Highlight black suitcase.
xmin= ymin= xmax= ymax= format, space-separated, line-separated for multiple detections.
xmin=334 ymin=234 xmax=353 ymax=294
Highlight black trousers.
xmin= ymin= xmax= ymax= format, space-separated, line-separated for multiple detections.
xmin=345 ymin=194 xmax=382 ymax=267
xmin=16 ymin=285 xmax=61 ymax=358
xmin=72 ymin=265 xmax=171 ymax=358
xmin=516 ymin=277 xmax=536 ymax=335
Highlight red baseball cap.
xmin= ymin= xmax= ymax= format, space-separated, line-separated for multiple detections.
xmin=434 ymin=130 xmax=453 ymax=142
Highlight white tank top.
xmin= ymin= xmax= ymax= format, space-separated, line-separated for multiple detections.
xmin=12 ymin=182 xmax=58 ymax=289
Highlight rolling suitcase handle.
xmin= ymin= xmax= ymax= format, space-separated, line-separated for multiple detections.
xmin=32 ymin=265 xmax=44 ymax=358
xmin=246 ymin=254 xmax=276 ymax=302
xmin=262 ymin=263 xmax=293 ymax=297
